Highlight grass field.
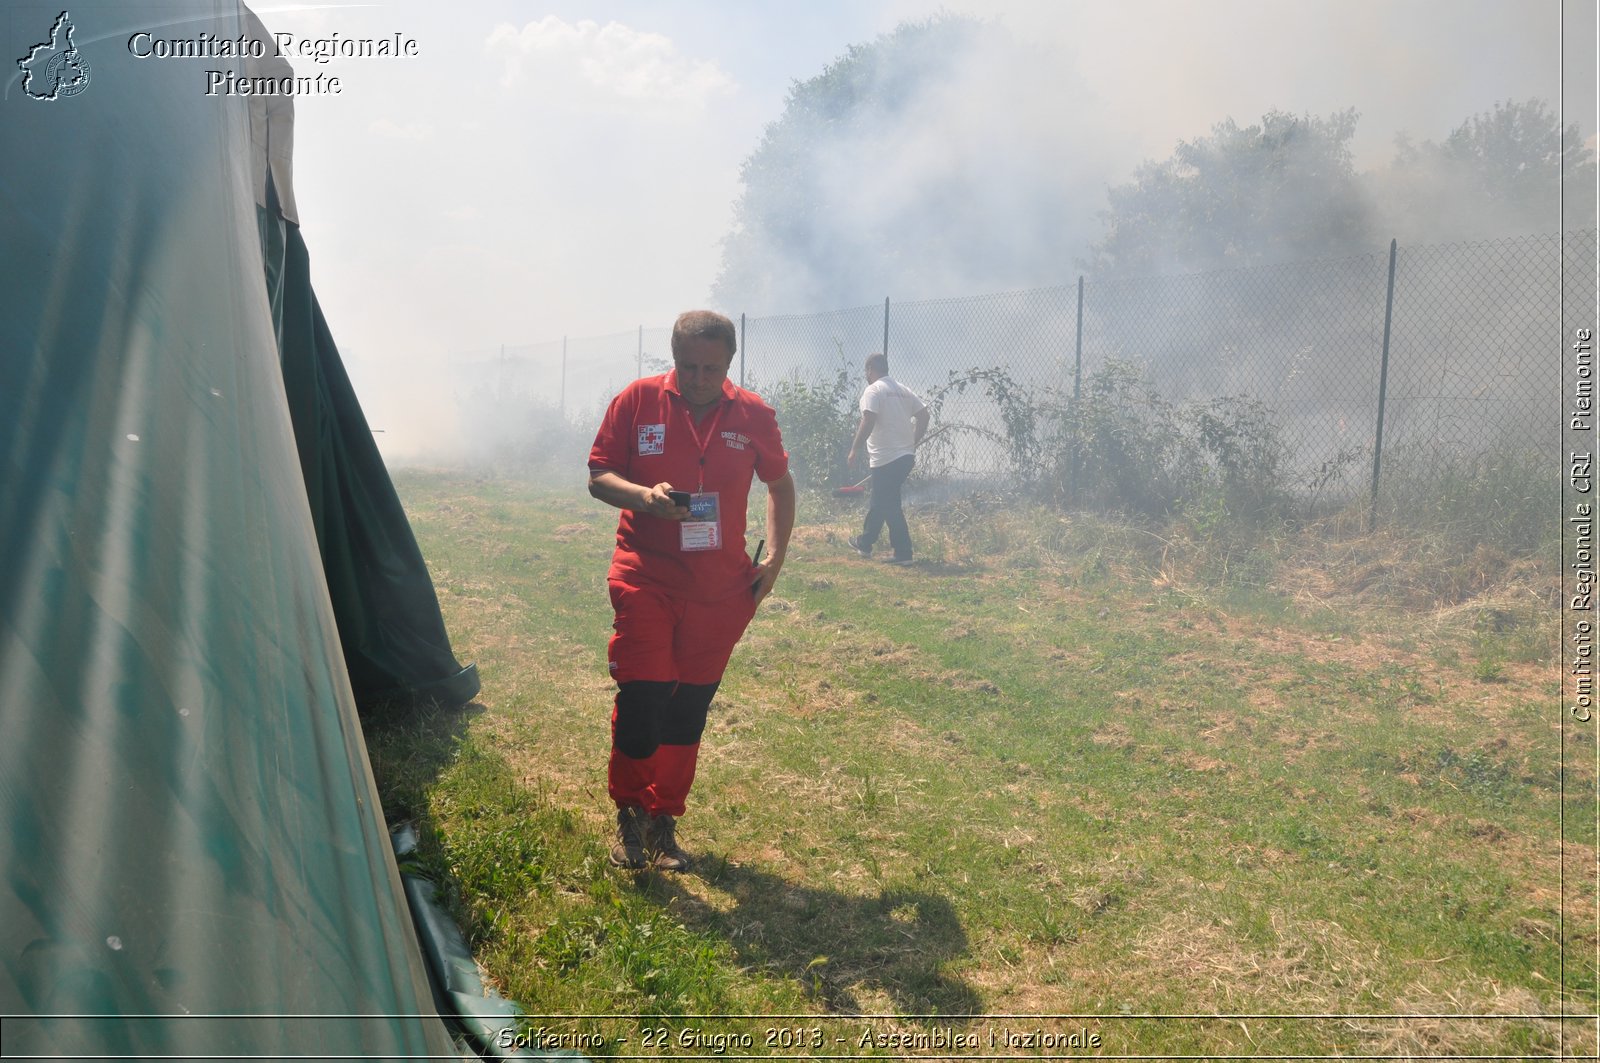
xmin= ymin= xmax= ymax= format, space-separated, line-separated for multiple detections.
xmin=367 ymin=470 xmax=1597 ymax=1059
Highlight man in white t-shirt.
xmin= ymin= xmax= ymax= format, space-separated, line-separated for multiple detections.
xmin=846 ymin=352 xmax=929 ymax=566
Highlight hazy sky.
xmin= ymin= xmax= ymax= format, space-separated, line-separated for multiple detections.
xmin=253 ymin=0 xmax=1594 ymax=457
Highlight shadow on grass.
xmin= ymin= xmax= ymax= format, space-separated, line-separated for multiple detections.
xmin=639 ymin=859 xmax=981 ymax=1019
xmin=361 ymin=699 xmax=486 ymax=823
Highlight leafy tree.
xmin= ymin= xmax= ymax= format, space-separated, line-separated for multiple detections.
xmin=1375 ymin=97 xmax=1595 ymax=240
xmin=712 ymin=14 xmax=1099 ymax=314
xmin=1085 ymin=109 xmax=1377 ymax=276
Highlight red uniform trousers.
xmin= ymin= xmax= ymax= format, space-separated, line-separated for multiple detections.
xmin=606 ymin=578 xmax=759 ymax=817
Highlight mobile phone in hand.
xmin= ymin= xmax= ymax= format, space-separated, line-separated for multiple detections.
xmin=667 ymin=490 xmax=691 ymax=508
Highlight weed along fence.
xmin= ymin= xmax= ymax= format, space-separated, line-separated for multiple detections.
xmin=459 ymin=230 xmax=1593 ymax=548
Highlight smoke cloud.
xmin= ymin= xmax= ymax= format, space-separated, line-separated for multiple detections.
xmin=251 ymin=0 xmax=1591 ymax=468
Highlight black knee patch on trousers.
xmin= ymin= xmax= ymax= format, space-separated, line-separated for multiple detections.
xmin=612 ymin=680 xmax=676 ymax=759
xmin=660 ymin=681 xmax=719 ymax=746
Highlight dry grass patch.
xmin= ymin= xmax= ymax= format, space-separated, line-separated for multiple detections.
xmin=1156 ymin=603 xmax=1552 ymax=750
xmin=1343 ymin=981 xmax=1584 ymax=1059
xmin=1089 ymin=721 xmax=1135 ymax=750
xmin=1278 ymin=526 xmax=1555 ymax=612
xmin=1196 ymin=711 xmax=1259 ymax=744
xmin=548 ymin=522 xmax=599 ymax=542
xmin=1132 ymin=907 xmax=1381 ymax=1012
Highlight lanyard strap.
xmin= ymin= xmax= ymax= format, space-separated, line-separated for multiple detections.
xmin=678 ymin=399 xmax=726 ymax=492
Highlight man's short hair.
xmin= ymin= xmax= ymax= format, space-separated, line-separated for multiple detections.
xmin=865 ymin=352 xmax=889 ymax=375
xmin=671 ymin=310 xmax=737 ymax=359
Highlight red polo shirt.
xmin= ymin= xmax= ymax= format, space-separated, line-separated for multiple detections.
xmin=589 ymin=371 xmax=789 ymax=601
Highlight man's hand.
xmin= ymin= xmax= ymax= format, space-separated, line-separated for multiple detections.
xmin=642 ymin=482 xmax=691 ymax=520
xmin=590 ymin=471 xmax=689 ymax=519
xmin=751 ymin=559 xmax=780 ymax=604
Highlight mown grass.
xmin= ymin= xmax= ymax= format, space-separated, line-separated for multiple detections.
xmin=364 ymin=470 xmax=1596 ymax=1059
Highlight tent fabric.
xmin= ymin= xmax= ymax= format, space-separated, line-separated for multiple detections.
xmin=240 ymin=0 xmax=476 ymax=711
xmin=260 ymin=188 xmax=481 ymax=711
xmin=0 ymin=2 xmax=471 ymax=1056
xmin=244 ymin=6 xmax=301 ymax=226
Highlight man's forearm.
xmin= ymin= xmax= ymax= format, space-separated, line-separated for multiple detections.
xmin=765 ymin=473 xmax=797 ymax=565
xmin=589 ymin=470 xmax=649 ymax=511
xmin=849 ymin=411 xmax=875 ymax=459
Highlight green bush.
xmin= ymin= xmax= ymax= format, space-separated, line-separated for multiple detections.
xmin=1047 ymin=361 xmax=1189 ymax=519
xmin=1180 ymin=394 xmax=1295 ymax=530
xmin=761 ymin=358 xmax=862 ymax=492
xmin=933 ymin=360 xmax=1297 ymax=533
xmin=928 ymin=367 xmax=1045 ymax=486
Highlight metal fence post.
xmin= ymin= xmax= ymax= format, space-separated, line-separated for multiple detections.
xmin=1069 ymin=276 xmax=1084 ymax=502
xmin=560 ymin=336 xmax=567 ymax=419
xmin=1074 ymin=276 xmax=1085 ymax=402
xmin=637 ymin=325 xmax=643 ymax=379
xmin=1369 ymin=239 xmax=1399 ymax=532
xmin=883 ymin=297 xmax=890 ymax=360
xmin=740 ymin=312 xmax=746 ymax=387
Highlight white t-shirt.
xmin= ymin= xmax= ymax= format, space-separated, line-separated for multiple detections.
xmin=860 ymin=376 xmax=927 ymax=467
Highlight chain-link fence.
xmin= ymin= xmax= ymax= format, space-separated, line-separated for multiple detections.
xmin=457 ymin=230 xmax=1595 ymax=534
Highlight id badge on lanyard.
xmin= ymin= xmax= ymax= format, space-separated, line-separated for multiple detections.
xmin=678 ymin=401 xmax=725 ymax=552
xmin=680 ymin=492 xmax=722 ymax=551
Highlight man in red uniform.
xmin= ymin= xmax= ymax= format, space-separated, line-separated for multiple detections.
xmin=588 ymin=310 xmax=795 ymax=870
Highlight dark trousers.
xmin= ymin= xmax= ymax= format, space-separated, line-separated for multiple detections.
xmin=861 ymin=455 xmax=915 ymax=560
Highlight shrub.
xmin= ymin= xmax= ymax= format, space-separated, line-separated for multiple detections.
xmin=1180 ymin=394 xmax=1295 ymax=529
xmin=931 ymin=360 xmax=1298 ymax=533
xmin=927 ymin=366 xmax=1046 ymax=487
xmin=762 ymin=357 xmax=862 ymax=492
xmin=1046 ymin=360 xmax=1188 ymax=519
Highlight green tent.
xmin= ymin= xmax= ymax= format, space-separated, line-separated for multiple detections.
xmin=0 ymin=3 xmax=539 ymax=1057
